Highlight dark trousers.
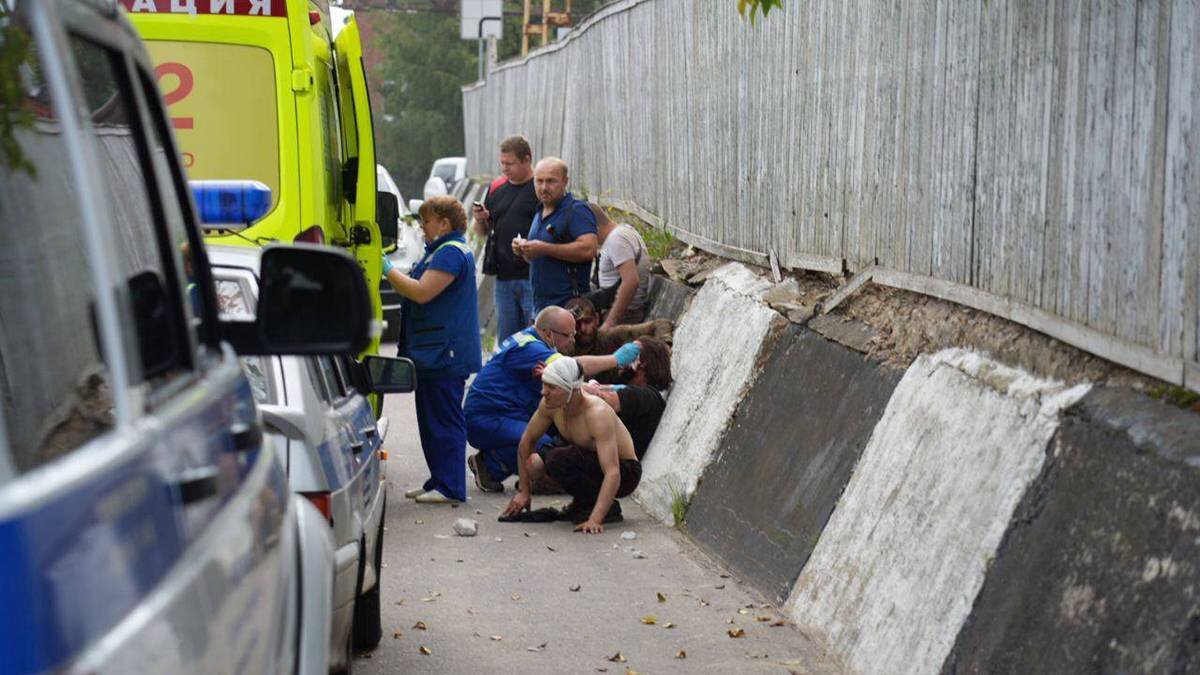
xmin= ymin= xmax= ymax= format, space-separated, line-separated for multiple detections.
xmin=544 ymin=445 xmax=641 ymax=513
xmin=414 ymin=373 xmax=468 ymax=501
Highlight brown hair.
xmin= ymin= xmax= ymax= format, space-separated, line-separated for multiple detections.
xmin=499 ymin=135 xmax=532 ymax=161
xmin=635 ymin=337 xmax=673 ymax=390
xmin=418 ymin=195 xmax=467 ymax=233
xmin=564 ymin=296 xmax=597 ymax=321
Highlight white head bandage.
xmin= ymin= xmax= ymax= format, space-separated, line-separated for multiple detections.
xmin=542 ymin=356 xmax=584 ymax=392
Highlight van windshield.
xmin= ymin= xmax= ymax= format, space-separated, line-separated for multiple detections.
xmin=144 ymin=40 xmax=280 ymax=214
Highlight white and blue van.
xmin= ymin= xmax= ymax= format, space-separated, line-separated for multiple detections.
xmin=0 ymin=1 xmax=405 ymax=672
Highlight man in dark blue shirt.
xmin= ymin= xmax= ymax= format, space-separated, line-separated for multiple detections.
xmin=512 ymin=157 xmax=598 ymax=312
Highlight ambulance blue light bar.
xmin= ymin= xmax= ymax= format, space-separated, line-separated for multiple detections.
xmin=190 ymin=180 xmax=272 ymax=228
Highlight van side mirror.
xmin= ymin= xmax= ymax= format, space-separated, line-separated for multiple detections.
xmin=376 ymin=191 xmax=399 ymax=244
xmin=363 ymin=355 xmax=415 ymax=394
xmin=217 ymin=244 xmax=371 ymax=355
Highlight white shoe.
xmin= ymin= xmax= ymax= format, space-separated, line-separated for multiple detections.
xmin=414 ymin=489 xmax=460 ymax=504
xmin=404 ymin=486 xmax=427 ymax=499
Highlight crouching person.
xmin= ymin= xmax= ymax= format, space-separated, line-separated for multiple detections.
xmin=501 ymin=357 xmax=640 ymax=533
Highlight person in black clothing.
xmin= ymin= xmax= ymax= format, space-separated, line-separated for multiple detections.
xmin=472 ymin=135 xmax=541 ymax=342
xmin=582 ymin=337 xmax=672 ymax=459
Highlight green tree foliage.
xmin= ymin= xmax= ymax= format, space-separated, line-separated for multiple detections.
xmin=371 ymin=12 xmax=478 ymax=199
xmin=737 ymin=0 xmax=784 ymax=22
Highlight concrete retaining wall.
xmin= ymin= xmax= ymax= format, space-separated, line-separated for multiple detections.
xmin=602 ymin=262 xmax=1200 ymax=670
xmin=944 ymin=387 xmax=1200 ymax=674
xmin=783 ymin=350 xmax=1089 ymax=675
xmin=685 ymin=325 xmax=903 ymax=604
xmin=634 ymin=263 xmax=785 ymax=523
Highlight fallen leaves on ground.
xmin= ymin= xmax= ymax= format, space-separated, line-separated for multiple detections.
xmin=412 ymin=621 xmax=427 ymax=630
xmin=757 ymin=616 xmax=772 ymax=622
xmin=607 ymin=652 xmax=627 ymax=663
xmin=663 ymin=622 xmax=676 ymax=629
xmin=714 ymin=584 xmax=726 ymax=590
xmin=392 ymin=630 xmax=403 ymax=639
xmin=625 ymin=669 xmax=641 ymax=675
xmin=771 ymin=619 xmax=787 ymax=627
xmin=698 ymin=599 xmax=710 ymax=607
xmin=418 ymin=646 xmax=432 ymax=655
xmin=511 ymin=593 xmax=521 ymax=601
xmin=656 ymin=592 xmax=667 ymax=603
xmin=546 ymin=545 xmax=557 ymax=552
xmin=490 ymin=635 xmax=502 ymax=641
xmin=728 ymin=628 xmax=746 ymax=638
xmin=570 ymin=584 xmax=582 ymax=592
xmin=675 ymin=650 xmax=687 ymax=659
xmin=738 ymin=608 xmax=750 ymax=615
xmin=640 ymin=615 xmax=657 ymax=625
xmin=527 ymin=642 xmax=548 ymax=652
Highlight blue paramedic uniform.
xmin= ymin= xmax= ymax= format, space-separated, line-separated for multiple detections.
xmin=399 ymin=232 xmax=482 ymax=501
xmin=464 ymin=327 xmax=560 ymax=481
xmin=527 ymin=192 xmax=597 ymax=311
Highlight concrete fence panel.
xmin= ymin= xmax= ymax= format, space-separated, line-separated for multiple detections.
xmin=634 ymin=263 xmax=785 ymax=523
xmin=784 ymin=349 xmax=1089 ymax=675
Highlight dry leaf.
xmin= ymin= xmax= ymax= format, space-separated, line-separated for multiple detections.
xmin=714 ymin=584 xmax=726 ymax=590
xmin=738 ymin=608 xmax=750 ymax=615
xmin=511 ymin=593 xmax=521 ymax=601
xmin=418 ymin=646 xmax=432 ymax=655
xmin=392 ymin=630 xmax=403 ymax=639
xmin=607 ymin=652 xmax=627 ymax=663
xmin=641 ymin=615 xmax=657 ymax=625
xmin=490 ymin=635 xmax=503 ymax=641
xmin=728 ymin=628 xmax=746 ymax=638
xmin=414 ymin=520 xmax=424 ymax=525
xmin=625 ymin=669 xmax=640 ymax=675
xmin=597 ymin=669 xmax=608 ymax=673
xmin=699 ymin=600 xmax=710 ymax=607
xmin=656 ymin=592 xmax=667 ymax=603
xmin=663 ymin=622 xmax=676 ymax=629
xmin=757 ymin=616 xmax=772 ymax=622
xmin=771 ymin=619 xmax=787 ymax=627
xmin=675 ymin=650 xmax=687 ymax=659
xmin=527 ymin=642 xmax=548 ymax=652
xmin=394 ymin=599 xmax=406 ymax=606
xmin=546 ymin=545 xmax=557 ymax=552
xmin=570 ymin=584 xmax=582 ymax=592
xmin=413 ymin=621 xmax=427 ymax=630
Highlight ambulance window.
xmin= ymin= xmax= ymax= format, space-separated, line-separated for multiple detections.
xmin=143 ymin=40 xmax=280 ymax=215
xmin=317 ymin=64 xmax=342 ymax=206
xmin=70 ymin=35 xmax=193 ymax=389
xmin=0 ymin=6 xmax=115 ymax=475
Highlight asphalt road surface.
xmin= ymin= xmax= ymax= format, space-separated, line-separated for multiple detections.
xmin=357 ymin=386 xmax=838 ymax=675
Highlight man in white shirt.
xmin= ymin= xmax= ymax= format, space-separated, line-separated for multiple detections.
xmin=589 ymin=204 xmax=652 ymax=327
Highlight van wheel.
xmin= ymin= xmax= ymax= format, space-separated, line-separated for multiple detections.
xmin=353 ymin=502 xmax=385 ymax=650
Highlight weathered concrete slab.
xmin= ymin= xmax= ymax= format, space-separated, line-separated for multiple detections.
xmin=786 ymin=349 xmax=1089 ymax=675
xmin=686 ymin=326 xmax=903 ymax=604
xmin=643 ymin=273 xmax=694 ymax=324
xmin=635 ymin=263 xmax=785 ymax=523
xmin=808 ymin=315 xmax=878 ymax=354
xmin=943 ymin=387 xmax=1200 ymax=674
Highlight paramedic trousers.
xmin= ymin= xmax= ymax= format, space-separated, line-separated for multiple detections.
xmin=415 ymin=373 xmax=468 ymax=501
xmin=466 ymin=412 xmax=552 ymax=483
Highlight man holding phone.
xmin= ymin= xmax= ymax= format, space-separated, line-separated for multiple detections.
xmin=513 ymin=157 xmax=598 ymax=312
xmin=473 ymin=136 xmax=540 ymax=343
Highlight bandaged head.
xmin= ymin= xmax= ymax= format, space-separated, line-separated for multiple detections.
xmin=541 ymin=355 xmax=585 ymax=392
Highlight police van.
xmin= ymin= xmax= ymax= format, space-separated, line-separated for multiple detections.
xmin=0 ymin=0 xmax=407 ymax=672
xmin=120 ymin=0 xmax=389 ymax=357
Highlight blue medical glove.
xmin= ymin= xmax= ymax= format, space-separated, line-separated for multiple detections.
xmin=614 ymin=342 xmax=640 ymax=368
xmin=610 ymin=384 xmax=627 ymax=392
xmin=382 ymin=254 xmax=395 ymax=276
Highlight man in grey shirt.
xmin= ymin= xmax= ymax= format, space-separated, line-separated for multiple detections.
xmin=589 ymin=204 xmax=652 ymax=326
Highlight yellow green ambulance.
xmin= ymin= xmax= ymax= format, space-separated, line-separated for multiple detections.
xmin=121 ymin=0 xmax=385 ymax=356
